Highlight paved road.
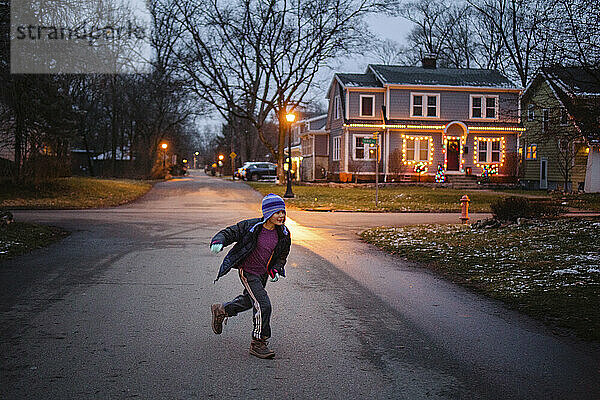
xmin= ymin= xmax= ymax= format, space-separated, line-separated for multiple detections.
xmin=1 ymin=171 xmax=599 ymax=399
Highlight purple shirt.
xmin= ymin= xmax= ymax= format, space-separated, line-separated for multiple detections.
xmin=240 ymin=226 xmax=278 ymax=276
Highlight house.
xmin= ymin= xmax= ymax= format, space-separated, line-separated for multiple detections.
xmin=325 ymin=57 xmax=523 ymax=182
xmin=520 ymin=66 xmax=600 ymax=192
xmin=291 ymin=114 xmax=328 ymax=181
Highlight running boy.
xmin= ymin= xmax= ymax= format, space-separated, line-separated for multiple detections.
xmin=210 ymin=193 xmax=291 ymax=359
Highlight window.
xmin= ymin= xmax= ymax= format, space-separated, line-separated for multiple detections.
xmin=412 ymin=95 xmax=423 ymax=116
xmin=526 ymin=144 xmax=537 ymax=160
xmin=477 ymin=138 xmax=502 ymax=163
xmin=411 ymin=93 xmax=439 ymax=118
xmin=405 ymin=137 xmax=430 ymax=162
xmin=359 ymin=95 xmax=375 ymax=117
xmin=560 ymin=108 xmax=568 ymax=125
xmin=542 ymin=108 xmax=549 ymax=132
xmin=527 ymin=104 xmax=535 ymax=121
xmin=334 ymin=96 xmax=341 ymax=119
xmin=470 ymin=95 xmax=498 ymax=119
xmin=332 ymin=136 xmax=341 ymax=161
xmin=472 ymin=97 xmax=482 ymax=118
xmin=353 ymin=135 xmax=376 ymax=160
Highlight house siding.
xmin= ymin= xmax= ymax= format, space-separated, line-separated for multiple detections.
xmin=315 ymin=135 xmax=328 ymax=156
xmin=521 ymin=78 xmax=587 ymax=189
xmin=388 ymin=89 xmax=520 ymax=122
xmin=348 ymin=91 xmax=385 ymax=120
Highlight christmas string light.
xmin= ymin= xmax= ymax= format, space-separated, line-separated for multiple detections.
xmin=473 ymin=136 xmax=506 ymax=168
xmin=401 ymin=134 xmax=434 ymax=166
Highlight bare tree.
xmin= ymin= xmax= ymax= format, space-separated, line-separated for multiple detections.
xmin=164 ymin=0 xmax=381 ymax=182
xmin=467 ymin=0 xmax=555 ymax=87
xmin=369 ymin=38 xmax=409 ymax=65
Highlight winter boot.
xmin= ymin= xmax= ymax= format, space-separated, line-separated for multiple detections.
xmin=211 ymin=303 xmax=228 ymax=334
xmin=249 ymin=338 xmax=275 ymax=359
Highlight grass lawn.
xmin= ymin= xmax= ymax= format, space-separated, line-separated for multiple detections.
xmin=361 ymin=218 xmax=600 ymax=341
xmin=0 ymin=222 xmax=69 ymax=261
xmin=0 ymin=177 xmax=153 ymax=209
xmin=555 ymin=193 xmax=600 ymax=211
xmin=247 ymin=182 xmax=546 ymax=212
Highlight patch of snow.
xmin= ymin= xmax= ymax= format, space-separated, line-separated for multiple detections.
xmin=553 ymin=269 xmax=580 ymax=275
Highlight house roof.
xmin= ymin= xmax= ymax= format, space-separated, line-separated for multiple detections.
xmin=368 ymin=65 xmax=519 ymax=89
xmin=335 ymin=73 xmax=383 ymax=88
xmin=344 ymin=119 xmax=521 ymax=129
xmin=543 ymin=67 xmax=600 ymax=96
xmin=537 ymin=66 xmax=600 ymax=143
xmin=308 ymin=115 xmax=327 ymax=130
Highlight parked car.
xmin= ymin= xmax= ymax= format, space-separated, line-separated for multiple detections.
xmin=241 ymin=162 xmax=277 ymax=181
xmin=235 ymin=162 xmax=254 ymax=180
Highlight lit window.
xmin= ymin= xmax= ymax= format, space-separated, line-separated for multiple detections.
xmin=406 ymin=138 xmax=430 ymax=162
xmin=360 ymin=95 xmax=375 ymax=117
xmin=478 ymin=138 xmax=502 ymax=163
xmin=411 ymin=93 xmax=439 ymax=118
xmin=526 ymin=144 xmax=537 ymax=160
xmin=471 ymin=95 xmax=498 ymax=119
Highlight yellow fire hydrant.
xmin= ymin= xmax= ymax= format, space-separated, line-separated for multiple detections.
xmin=460 ymin=195 xmax=470 ymax=224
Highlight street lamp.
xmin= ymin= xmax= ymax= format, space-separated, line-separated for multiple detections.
xmin=284 ymin=112 xmax=296 ymax=198
xmin=160 ymin=143 xmax=168 ymax=167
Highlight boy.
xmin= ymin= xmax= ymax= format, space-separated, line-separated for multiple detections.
xmin=210 ymin=193 xmax=291 ymax=359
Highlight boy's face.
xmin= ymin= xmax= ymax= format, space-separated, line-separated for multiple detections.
xmin=268 ymin=210 xmax=286 ymax=226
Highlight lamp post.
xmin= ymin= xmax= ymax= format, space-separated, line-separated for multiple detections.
xmin=284 ymin=112 xmax=296 ymax=198
xmin=161 ymin=143 xmax=168 ymax=167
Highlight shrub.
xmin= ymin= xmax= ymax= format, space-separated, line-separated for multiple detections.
xmin=491 ymin=196 xmax=531 ymax=221
xmin=491 ymin=196 xmax=565 ymax=221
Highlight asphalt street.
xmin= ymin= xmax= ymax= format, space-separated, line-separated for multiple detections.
xmin=1 ymin=171 xmax=599 ymax=399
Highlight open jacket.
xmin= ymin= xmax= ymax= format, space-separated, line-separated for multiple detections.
xmin=211 ymin=218 xmax=291 ymax=283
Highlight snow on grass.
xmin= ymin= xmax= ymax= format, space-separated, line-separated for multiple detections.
xmin=361 ymin=217 xmax=600 ymax=341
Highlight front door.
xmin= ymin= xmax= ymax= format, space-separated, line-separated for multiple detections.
xmin=447 ymin=139 xmax=460 ymax=171
xmin=540 ymin=158 xmax=548 ymax=189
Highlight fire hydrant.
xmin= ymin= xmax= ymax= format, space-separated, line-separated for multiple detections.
xmin=460 ymin=195 xmax=470 ymax=224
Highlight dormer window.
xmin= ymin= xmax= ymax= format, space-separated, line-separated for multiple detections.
xmin=360 ymin=95 xmax=375 ymax=117
xmin=470 ymin=95 xmax=498 ymax=119
xmin=410 ymin=93 xmax=440 ymax=118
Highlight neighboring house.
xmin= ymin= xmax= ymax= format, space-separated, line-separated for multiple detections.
xmin=293 ymin=114 xmax=328 ymax=181
xmin=325 ymin=57 xmax=523 ymax=182
xmin=520 ymin=66 xmax=600 ymax=192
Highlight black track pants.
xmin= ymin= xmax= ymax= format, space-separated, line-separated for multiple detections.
xmin=223 ymin=270 xmax=271 ymax=339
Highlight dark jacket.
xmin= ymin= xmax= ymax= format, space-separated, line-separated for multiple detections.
xmin=211 ymin=218 xmax=291 ymax=282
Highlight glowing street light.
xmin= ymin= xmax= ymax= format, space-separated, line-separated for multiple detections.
xmin=284 ymin=112 xmax=296 ymax=198
xmin=218 ymin=154 xmax=225 ymax=161
xmin=160 ymin=142 xmax=168 ymax=167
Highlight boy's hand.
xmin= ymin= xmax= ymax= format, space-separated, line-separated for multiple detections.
xmin=210 ymin=243 xmax=223 ymax=253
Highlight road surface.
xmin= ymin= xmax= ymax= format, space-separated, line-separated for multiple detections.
xmin=1 ymin=171 xmax=599 ymax=399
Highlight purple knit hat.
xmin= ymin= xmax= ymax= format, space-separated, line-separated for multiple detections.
xmin=262 ymin=193 xmax=286 ymax=221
